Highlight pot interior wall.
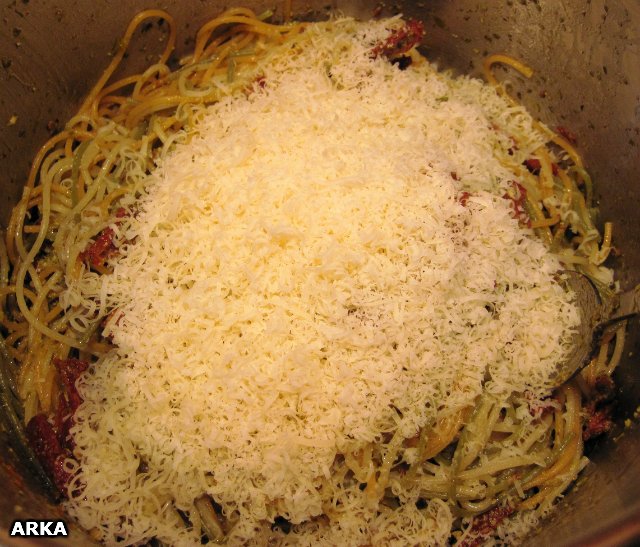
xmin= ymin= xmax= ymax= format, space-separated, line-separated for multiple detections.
xmin=1 ymin=1 xmax=639 ymax=545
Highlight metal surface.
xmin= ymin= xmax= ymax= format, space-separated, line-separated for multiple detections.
xmin=1 ymin=0 xmax=639 ymax=545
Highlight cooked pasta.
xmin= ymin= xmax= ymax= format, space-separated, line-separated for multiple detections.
xmin=0 ymin=8 xmax=620 ymax=546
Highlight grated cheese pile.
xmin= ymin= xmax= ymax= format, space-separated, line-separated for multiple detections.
xmin=65 ymin=17 xmax=580 ymax=545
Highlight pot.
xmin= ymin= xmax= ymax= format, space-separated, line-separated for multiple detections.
xmin=0 ymin=0 xmax=639 ymax=545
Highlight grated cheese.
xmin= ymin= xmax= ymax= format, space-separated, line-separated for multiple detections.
xmin=64 ymin=17 xmax=580 ymax=545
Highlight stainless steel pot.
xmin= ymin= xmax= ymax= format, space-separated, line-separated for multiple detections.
xmin=1 ymin=1 xmax=639 ymax=545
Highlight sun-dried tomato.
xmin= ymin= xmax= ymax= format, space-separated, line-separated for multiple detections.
xmin=51 ymin=454 xmax=73 ymax=494
xmin=26 ymin=358 xmax=89 ymax=495
xmin=583 ymin=403 xmax=613 ymax=441
xmin=79 ymin=208 xmax=127 ymax=268
xmin=458 ymin=505 xmax=515 ymax=547
xmin=79 ymin=227 xmax=117 ymax=267
xmin=502 ymin=181 xmax=530 ymax=227
xmin=371 ymin=20 xmax=424 ymax=60
xmin=583 ymin=375 xmax=615 ymax=441
xmin=26 ymin=414 xmax=72 ymax=493
xmin=556 ymin=125 xmax=577 ymax=144
xmin=54 ymin=391 xmax=72 ymax=443
xmin=523 ymin=158 xmax=559 ymax=176
xmin=54 ymin=358 xmax=89 ymax=413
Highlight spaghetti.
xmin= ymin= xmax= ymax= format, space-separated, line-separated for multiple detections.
xmin=0 ymin=9 xmax=620 ymax=546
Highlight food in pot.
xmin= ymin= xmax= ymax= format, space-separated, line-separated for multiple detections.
xmin=0 ymin=8 xmax=622 ymax=545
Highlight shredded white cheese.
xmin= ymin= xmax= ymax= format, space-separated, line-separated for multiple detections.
xmin=65 ymin=17 xmax=579 ymax=545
